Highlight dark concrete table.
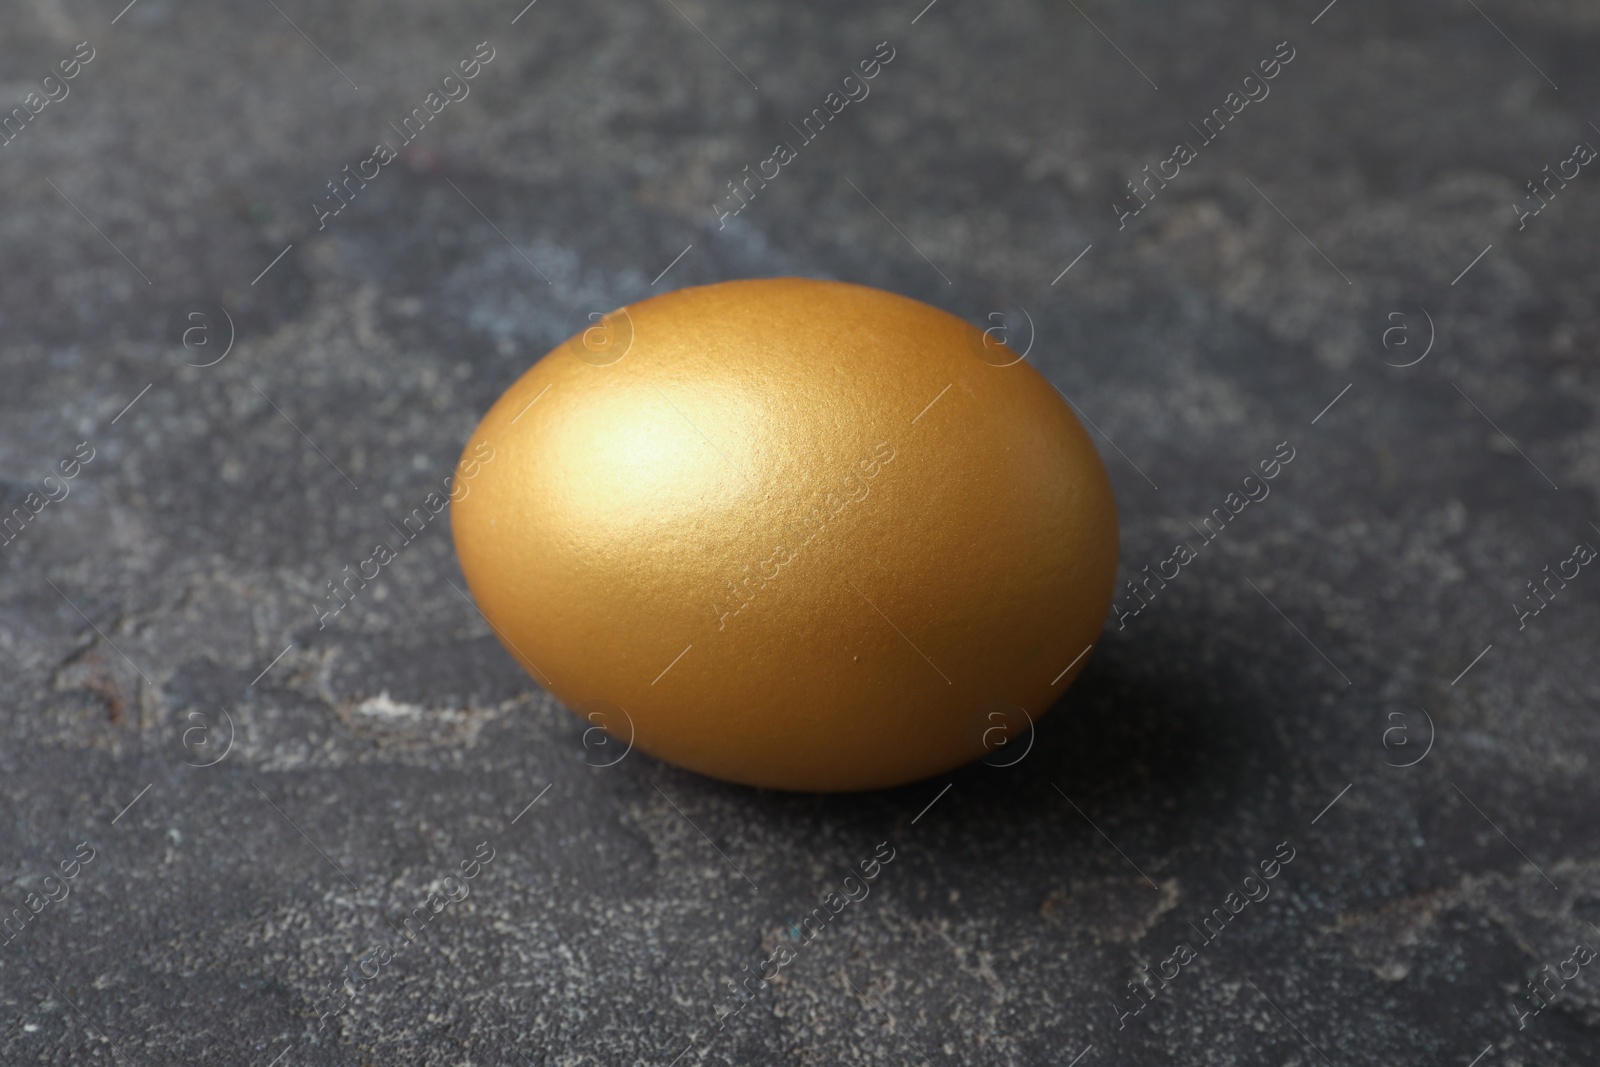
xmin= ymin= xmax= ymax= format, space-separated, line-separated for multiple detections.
xmin=1 ymin=0 xmax=1596 ymax=1063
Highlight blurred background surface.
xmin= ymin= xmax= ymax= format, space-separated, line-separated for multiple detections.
xmin=1 ymin=0 xmax=1598 ymax=1063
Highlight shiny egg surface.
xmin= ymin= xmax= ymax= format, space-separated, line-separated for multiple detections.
xmin=452 ymin=277 xmax=1118 ymax=791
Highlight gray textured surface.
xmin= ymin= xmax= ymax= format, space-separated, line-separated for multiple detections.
xmin=1 ymin=0 xmax=1598 ymax=1064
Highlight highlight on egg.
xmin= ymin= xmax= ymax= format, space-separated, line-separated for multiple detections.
xmin=451 ymin=277 xmax=1119 ymax=792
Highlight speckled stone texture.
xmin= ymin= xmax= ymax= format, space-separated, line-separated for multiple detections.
xmin=1 ymin=0 xmax=1597 ymax=1064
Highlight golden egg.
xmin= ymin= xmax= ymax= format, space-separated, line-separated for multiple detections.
xmin=451 ymin=278 xmax=1118 ymax=792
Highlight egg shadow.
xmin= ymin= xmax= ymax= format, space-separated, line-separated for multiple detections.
xmin=685 ymin=602 xmax=1307 ymax=900
xmin=880 ymin=629 xmax=1215 ymax=846
xmin=634 ymin=633 xmax=1196 ymax=814
xmin=604 ymin=566 xmax=1332 ymax=925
